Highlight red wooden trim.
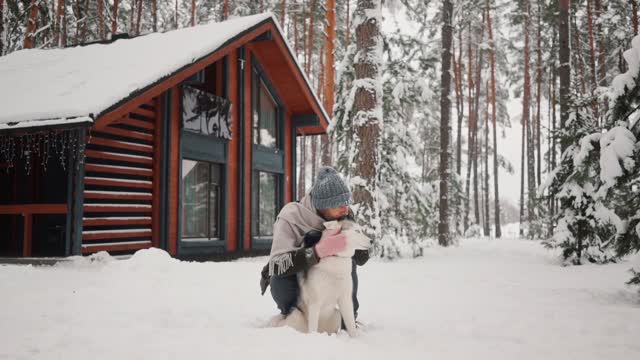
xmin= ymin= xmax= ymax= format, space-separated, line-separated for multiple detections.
xmin=216 ymin=60 xmax=223 ymax=96
xmin=131 ymin=107 xmax=156 ymax=119
xmin=95 ymin=22 xmax=273 ymax=127
xmin=96 ymin=126 xmax=154 ymax=142
xmin=81 ymin=241 xmax=151 ymax=254
xmin=267 ymin=22 xmax=329 ymax=130
xmin=113 ymin=117 xmax=155 ymax=131
xmin=83 ymin=205 xmax=152 ymax=213
xmin=85 ymin=164 xmax=153 ymax=177
xmin=227 ymin=51 xmax=239 ymax=252
xmin=143 ymin=100 xmax=156 ymax=108
xmin=82 ymin=229 xmax=152 ymax=241
xmin=168 ymin=86 xmax=180 ymax=256
xmin=0 ymin=204 xmax=68 ymax=214
xmin=84 ymin=178 xmax=153 ymax=189
xmin=84 ymin=218 xmax=152 ymax=226
xmin=88 ymin=137 xmax=154 ymax=154
xmin=85 ymin=150 xmax=153 ymax=165
xmin=244 ymin=49 xmax=253 ymax=251
xmin=152 ymin=96 xmax=162 ymax=248
xmin=84 ymin=191 xmax=152 ymax=201
xmin=23 ymin=214 xmax=32 ymax=257
xmin=285 ymin=112 xmax=292 ymax=204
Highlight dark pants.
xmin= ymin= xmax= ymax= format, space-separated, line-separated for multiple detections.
xmin=270 ymin=260 xmax=360 ymax=317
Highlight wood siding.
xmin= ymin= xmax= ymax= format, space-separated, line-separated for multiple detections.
xmin=81 ymin=102 xmax=159 ymax=254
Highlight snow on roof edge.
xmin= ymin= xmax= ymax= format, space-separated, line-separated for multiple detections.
xmin=0 ymin=116 xmax=93 ymax=132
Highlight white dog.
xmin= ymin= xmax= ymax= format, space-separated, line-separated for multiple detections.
xmin=269 ymin=220 xmax=371 ymax=337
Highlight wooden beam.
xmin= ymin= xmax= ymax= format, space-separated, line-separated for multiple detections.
xmin=85 ymin=150 xmax=153 ymax=165
xmin=112 ymin=117 xmax=155 ymax=131
xmin=82 ymin=229 xmax=151 ymax=241
xmin=152 ymin=96 xmax=162 ymax=248
xmin=131 ymin=107 xmax=156 ymax=119
xmin=81 ymin=241 xmax=151 ymax=254
xmin=83 ymin=217 xmax=152 ymax=226
xmin=85 ymin=164 xmax=153 ymax=177
xmin=88 ymin=137 xmax=153 ymax=154
xmin=22 ymin=214 xmax=32 ymax=257
xmin=0 ymin=204 xmax=68 ymax=214
xmin=83 ymin=191 xmax=152 ymax=201
xmin=95 ymin=127 xmax=154 ymax=142
xmin=85 ymin=177 xmax=153 ymax=189
xmin=227 ymin=51 xmax=239 ymax=252
xmin=244 ymin=49 xmax=253 ymax=251
xmin=83 ymin=205 xmax=152 ymax=213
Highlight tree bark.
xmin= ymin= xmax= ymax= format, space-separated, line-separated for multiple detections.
xmin=1 ymin=0 xmax=6 ymax=54
xmin=351 ymin=0 xmax=383 ymax=242
xmin=346 ymin=0 xmax=350 ymax=47
xmin=152 ymin=0 xmax=157 ymax=32
xmin=191 ymin=0 xmax=196 ymax=27
xmin=24 ymin=0 xmax=40 ymax=49
xmin=322 ymin=0 xmax=336 ymax=166
xmin=129 ymin=0 xmax=135 ymax=33
xmin=439 ymin=0 xmax=454 ymax=246
xmin=175 ymin=0 xmax=178 ymax=29
xmin=524 ymin=0 xmax=536 ymax=234
xmin=136 ymin=0 xmax=143 ymax=34
xmin=634 ymin=0 xmax=639 ymax=35
xmin=595 ymin=0 xmax=606 ymax=87
xmin=487 ymin=2 xmax=501 ymax=238
xmin=280 ymin=0 xmax=286 ymax=27
xmin=473 ymin=14 xmax=485 ymax=227
xmin=483 ymin=80 xmax=490 ymax=237
xmin=98 ymin=0 xmax=105 ymax=40
xmin=306 ymin=0 xmax=316 ymax=75
xmin=535 ymin=0 xmax=542 ymax=188
xmin=223 ymin=0 xmax=229 ymax=20
xmin=559 ymin=0 xmax=571 ymax=150
xmin=464 ymin=26 xmax=474 ymax=233
xmin=587 ymin=0 xmax=599 ymax=120
xmin=293 ymin=0 xmax=299 ymax=55
xmin=112 ymin=0 xmax=119 ymax=35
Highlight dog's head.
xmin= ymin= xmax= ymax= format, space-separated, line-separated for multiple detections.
xmin=323 ymin=220 xmax=371 ymax=257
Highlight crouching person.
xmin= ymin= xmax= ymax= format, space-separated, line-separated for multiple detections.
xmin=260 ymin=166 xmax=369 ymax=319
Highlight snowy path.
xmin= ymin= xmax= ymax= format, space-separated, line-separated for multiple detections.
xmin=0 ymin=238 xmax=639 ymax=360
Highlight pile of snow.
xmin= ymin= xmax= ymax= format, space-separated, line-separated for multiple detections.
xmin=610 ymin=35 xmax=640 ymax=100
xmin=1 ymin=239 xmax=639 ymax=360
xmin=599 ymin=126 xmax=636 ymax=188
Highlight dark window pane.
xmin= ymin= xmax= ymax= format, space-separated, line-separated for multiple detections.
xmin=182 ymin=160 xmax=222 ymax=240
xmin=256 ymin=172 xmax=277 ymax=237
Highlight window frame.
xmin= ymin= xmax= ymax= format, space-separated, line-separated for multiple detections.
xmin=180 ymin=159 xmax=223 ymax=241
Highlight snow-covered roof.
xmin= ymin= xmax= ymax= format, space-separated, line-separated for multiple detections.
xmin=0 ymin=12 xmax=327 ymax=131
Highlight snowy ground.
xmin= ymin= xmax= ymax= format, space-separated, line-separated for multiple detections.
xmin=1 ymin=237 xmax=639 ymax=360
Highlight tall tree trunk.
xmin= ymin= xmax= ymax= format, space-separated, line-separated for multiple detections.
xmin=464 ymin=26 xmax=474 ymax=233
xmin=191 ymin=0 xmax=196 ymax=27
xmin=559 ymin=0 xmax=571 ymax=151
xmin=487 ymin=2 xmax=501 ymax=238
xmin=346 ymin=0 xmax=350 ymax=47
xmin=452 ymin=35 xmax=463 ymax=235
xmin=98 ymin=0 xmax=104 ymax=40
xmin=595 ymin=0 xmax=606 ymax=87
xmin=175 ymin=0 xmax=178 ymax=29
xmin=24 ymin=0 xmax=39 ymax=49
xmin=351 ymin=0 xmax=383 ymax=242
xmin=483 ymin=80 xmax=490 ymax=237
xmin=535 ymin=0 xmax=542 ymax=188
xmin=634 ymin=0 xmax=639 ymax=35
xmin=1 ymin=0 xmax=6 ymax=55
xmin=524 ymin=0 xmax=536 ymax=235
xmin=293 ymin=1 xmax=299 ymax=55
xmin=129 ymin=0 xmax=135 ymax=33
xmin=322 ymin=0 xmax=336 ymax=166
xmin=112 ymin=0 xmax=119 ymax=35
xmin=223 ymin=0 xmax=229 ymax=20
xmin=587 ymin=0 xmax=599 ymax=120
xmin=136 ymin=0 xmax=143 ymax=34
xmin=439 ymin=0 xmax=454 ymax=246
xmin=280 ymin=0 xmax=286 ymax=27
xmin=519 ymin=96 xmax=526 ymax=237
xmin=573 ymin=14 xmax=586 ymax=95
xmin=152 ymin=0 xmax=157 ymax=32
xmin=306 ymin=0 xmax=316 ymax=75
xmin=473 ymin=14 xmax=485 ymax=227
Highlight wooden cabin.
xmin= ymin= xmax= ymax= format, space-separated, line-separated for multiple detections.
xmin=0 ymin=13 xmax=328 ymax=258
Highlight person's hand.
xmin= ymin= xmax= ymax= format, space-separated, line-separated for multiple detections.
xmin=314 ymin=228 xmax=347 ymax=258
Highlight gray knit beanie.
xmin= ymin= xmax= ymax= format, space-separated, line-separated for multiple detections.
xmin=311 ymin=166 xmax=352 ymax=210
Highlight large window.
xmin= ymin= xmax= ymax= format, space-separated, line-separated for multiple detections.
xmin=181 ymin=160 xmax=222 ymax=240
xmin=252 ymin=171 xmax=280 ymax=239
xmin=253 ymin=78 xmax=280 ymax=148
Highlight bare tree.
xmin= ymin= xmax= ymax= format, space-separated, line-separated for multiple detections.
xmin=112 ymin=0 xmax=119 ymax=35
xmin=439 ymin=0 xmax=454 ymax=246
xmin=487 ymin=1 xmax=501 ymax=238
xmin=559 ymin=0 xmax=570 ymax=150
xmin=524 ymin=0 xmax=536 ymax=234
xmin=322 ymin=0 xmax=336 ymax=166
xmin=1 ymin=0 xmax=6 ymax=54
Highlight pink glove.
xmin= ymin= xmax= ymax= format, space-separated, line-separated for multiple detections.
xmin=314 ymin=228 xmax=347 ymax=258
